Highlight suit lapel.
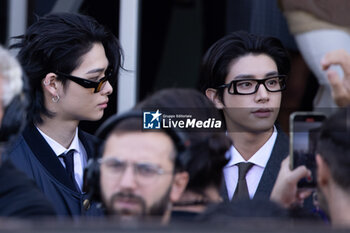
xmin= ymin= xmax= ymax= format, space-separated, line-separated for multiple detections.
xmin=78 ymin=130 xmax=99 ymax=160
xmin=254 ymin=128 xmax=289 ymax=199
xmin=219 ymin=176 xmax=230 ymax=202
xmin=23 ymin=123 xmax=79 ymax=192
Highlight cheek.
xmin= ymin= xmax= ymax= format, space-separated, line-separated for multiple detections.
xmin=272 ymin=93 xmax=282 ymax=107
xmin=223 ymin=94 xmax=250 ymax=108
xmin=63 ymin=87 xmax=95 ymax=103
xmin=144 ymin=179 xmax=172 ymax=207
xmin=100 ymin=170 xmax=115 ymax=199
xmin=66 ymin=95 xmax=96 ymax=114
xmin=223 ymin=108 xmax=249 ymax=124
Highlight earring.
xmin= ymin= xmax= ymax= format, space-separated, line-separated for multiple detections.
xmin=52 ymin=95 xmax=60 ymax=103
xmin=43 ymin=79 xmax=50 ymax=86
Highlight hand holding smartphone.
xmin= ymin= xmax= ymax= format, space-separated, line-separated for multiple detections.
xmin=289 ymin=112 xmax=327 ymax=189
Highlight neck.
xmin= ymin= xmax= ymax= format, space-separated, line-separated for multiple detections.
xmin=36 ymin=115 xmax=79 ymax=149
xmin=227 ymin=128 xmax=273 ymax=161
xmin=161 ymin=205 xmax=172 ymax=225
xmin=326 ymin=184 xmax=350 ymax=227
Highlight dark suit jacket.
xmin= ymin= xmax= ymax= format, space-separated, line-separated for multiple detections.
xmin=3 ymin=123 xmax=103 ymax=217
xmin=221 ymin=127 xmax=289 ymax=202
xmin=0 ymin=159 xmax=56 ymax=217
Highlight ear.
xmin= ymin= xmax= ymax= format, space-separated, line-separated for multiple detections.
xmin=170 ymin=171 xmax=189 ymax=203
xmin=42 ymin=73 xmax=60 ymax=96
xmin=316 ymin=154 xmax=331 ymax=188
xmin=205 ymin=88 xmax=225 ymax=109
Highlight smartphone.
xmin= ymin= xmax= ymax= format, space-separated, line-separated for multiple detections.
xmin=289 ymin=112 xmax=327 ymax=188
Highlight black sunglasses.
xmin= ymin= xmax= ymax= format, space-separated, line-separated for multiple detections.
xmin=55 ymin=67 xmax=114 ymax=93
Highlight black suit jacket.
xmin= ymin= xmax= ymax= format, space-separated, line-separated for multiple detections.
xmin=0 ymin=159 xmax=56 ymax=217
xmin=3 ymin=122 xmax=103 ymax=217
xmin=221 ymin=127 xmax=289 ymax=202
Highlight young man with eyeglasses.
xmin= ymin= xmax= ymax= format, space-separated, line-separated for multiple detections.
xmin=199 ymin=31 xmax=290 ymax=202
xmin=96 ymin=114 xmax=188 ymax=223
xmin=4 ymin=12 xmax=122 ymax=217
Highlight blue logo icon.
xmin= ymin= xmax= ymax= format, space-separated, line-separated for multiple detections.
xmin=143 ymin=110 xmax=162 ymax=129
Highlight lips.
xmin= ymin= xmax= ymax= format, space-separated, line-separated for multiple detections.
xmin=252 ymin=108 xmax=273 ymax=118
xmin=115 ymin=197 xmax=141 ymax=208
xmin=111 ymin=193 xmax=145 ymax=216
xmin=98 ymin=99 xmax=109 ymax=109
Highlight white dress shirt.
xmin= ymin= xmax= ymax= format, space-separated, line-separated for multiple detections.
xmin=37 ymin=127 xmax=87 ymax=192
xmin=223 ymin=126 xmax=278 ymax=200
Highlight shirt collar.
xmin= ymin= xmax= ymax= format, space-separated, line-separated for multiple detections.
xmin=225 ymin=126 xmax=278 ymax=168
xmin=36 ymin=127 xmax=81 ymax=156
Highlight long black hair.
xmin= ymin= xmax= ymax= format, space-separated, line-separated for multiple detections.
xmin=11 ymin=12 xmax=123 ymax=124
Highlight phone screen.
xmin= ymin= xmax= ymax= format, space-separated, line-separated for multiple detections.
xmin=290 ymin=112 xmax=326 ymax=188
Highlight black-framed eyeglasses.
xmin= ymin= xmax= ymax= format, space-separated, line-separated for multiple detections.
xmin=98 ymin=157 xmax=173 ymax=186
xmin=217 ymin=75 xmax=287 ymax=95
xmin=55 ymin=67 xmax=113 ymax=93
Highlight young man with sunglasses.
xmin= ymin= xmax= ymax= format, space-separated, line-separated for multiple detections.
xmin=4 ymin=12 xmax=122 ymax=217
xmin=200 ymin=31 xmax=290 ymax=202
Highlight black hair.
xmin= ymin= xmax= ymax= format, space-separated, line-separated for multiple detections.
xmin=134 ymin=88 xmax=231 ymax=194
xmin=105 ymin=117 xmax=179 ymax=163
xmin=10 ymin=12 xmax=123 ymax=124
xmin=198 ymin=30 xmax=290 ymax=103
xmin=316 ymin=107 xmax=350 ymax=190
xmin=185 ymin=133 xmax=231 ymax=194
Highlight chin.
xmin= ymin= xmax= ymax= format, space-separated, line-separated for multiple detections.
xmin=85 ymin=113 xmax=104 ymax=121
xmin=250 ymin=116 xmax=276 ymax=130
xmin=242 ymin=122 xmax=274 ymax=133
xmin=114 ymin=207 xmax=143 ymax=217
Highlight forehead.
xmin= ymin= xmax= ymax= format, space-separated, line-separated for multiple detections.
xmin=103 ymin=131 xmax=176 ymax=165
xmin=227 ymin=54 xmax=277 ymax=81
xmin=72 ymin=43 xmax=109 ymax=74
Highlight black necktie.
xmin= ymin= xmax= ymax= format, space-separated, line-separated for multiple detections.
xmin=233 ymin=162 xmax=254 ymax=201
xmin=59 ymin=149 xmax=78 ymax=191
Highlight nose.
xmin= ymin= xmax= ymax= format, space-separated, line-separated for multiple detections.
xmin=100 ymin=81 xmax=113 ymax=96
xmin=254 ymin=83 xmax=269 ymax=103
xmin=119 ymin=165 xmax=137 ymax=190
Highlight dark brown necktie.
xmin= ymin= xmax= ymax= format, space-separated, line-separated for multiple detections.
xmin=232 ymin=162 xmax=254 ymax=201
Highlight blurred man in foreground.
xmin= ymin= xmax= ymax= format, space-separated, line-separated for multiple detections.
xmin=84 ymin=111 xmax=189 ymax=223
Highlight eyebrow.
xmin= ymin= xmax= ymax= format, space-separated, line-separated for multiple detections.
xmin=233 ymin=71 xmax=279 ymax=80
xmin=265 ymin=71 xmax=279 ymax=77
xmin=85 ymin=68 xmax=105 ymax=74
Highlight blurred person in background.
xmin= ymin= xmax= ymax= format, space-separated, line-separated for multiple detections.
xmin=271 ymin=106 xmax=350 ymax=228
xmin=133 ymin=88 xmax=231 ymax=220
xmin=271 ymin=48 xmax=350 ymax=226
xmin=0 ymin=45 xmax=56 ymax=217
xmin=279 ymin=0 xmax=350 ymax=110
xmin=321 ymin=49 xmax=350 ymax=107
